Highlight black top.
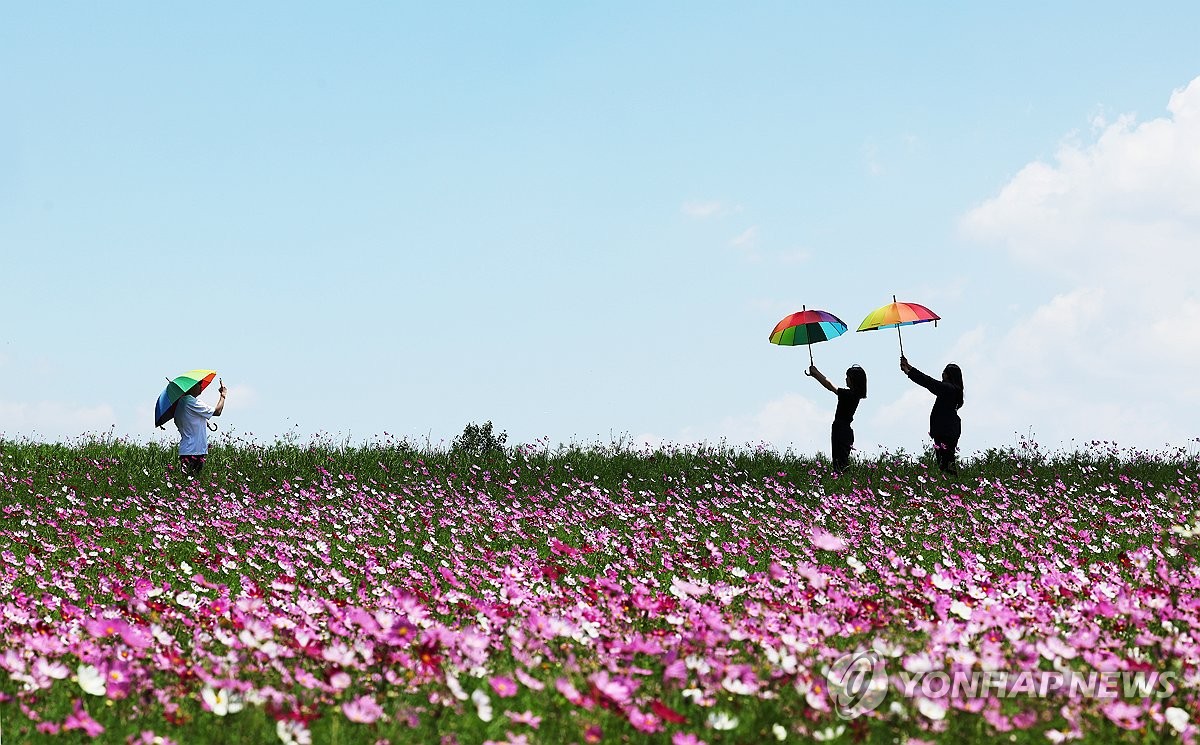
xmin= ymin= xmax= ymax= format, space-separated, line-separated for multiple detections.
xmin=906 ymin=367 xmax=963 ymax=438
xmin=833 ymin=388 xmax=862 ymax=426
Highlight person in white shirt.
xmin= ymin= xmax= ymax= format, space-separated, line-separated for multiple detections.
xmin=173 ymin=379 xmax=226 ymax=475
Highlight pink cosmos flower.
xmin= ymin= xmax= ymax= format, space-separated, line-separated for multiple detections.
xmin=103 ymin=661 xmax=133 ymax=699
xmin=84 ymin=616 xmax=127 ymax=639
xmin=342 ymin=694 xmax=384 ymax=724
xmin=63 ymin=699 xmax=105 ymax=738
xmin=514 ymin=668 xmax=545 ymax=691
xmin=555 ymin=677 xmax=590 ymax=709
xmin=128 ymin=732 xmax=181 ymax=745
xmin=1102 ymin=701 xmax=1143 ymax=730
xmin=628 ymin=708 xmax=663 ymax=733
xmin=590 ymin=670 xmax=634 ymax=706
xmin=810 ymin=526 xmax=847 ymax=551
xmin=489 ymin=675 xmax=519 ymax=698
xmin=483 ymin=735 xmax=529 ymax=745
xmin=505 ymin=710 xmax=541 ymax=728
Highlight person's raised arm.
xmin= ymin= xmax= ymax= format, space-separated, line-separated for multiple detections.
xmin=901 ymin=357 xmax=953 ymax=396
xmin=214 ymin=379 xmax=227 ymax=416
xmin=808 ymin=366 xmax=838 ymax=395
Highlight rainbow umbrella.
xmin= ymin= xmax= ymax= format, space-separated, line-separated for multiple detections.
xmin=155 ymin=369 xmax=217 ymax=428
xmin=856 ymin=296 xmax=939 ymax=355
xmin=769 ymin=306 xmax=848 ymax=374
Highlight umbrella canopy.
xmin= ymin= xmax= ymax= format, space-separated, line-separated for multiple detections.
xmin=769 ymin=307 xmax=848 ymax=371
xmin=770 ymin=308 xmax=848 ymax=346
xmin=857 ymin=299 xmax=939 ymax=332
xmin=856 ymin=296 xmax=939 ymax=355
xmin=155 ymin=369 xmax=217 ymax=428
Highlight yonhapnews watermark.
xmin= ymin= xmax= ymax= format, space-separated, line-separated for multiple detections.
xmin=825 ymin=650 xmax=1178 ymax=720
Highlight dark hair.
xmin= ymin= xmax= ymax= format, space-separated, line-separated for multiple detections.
xmin=187 ymin=382 xmax=204 ymax=397
xmin=942 ymin=364 xmax=964 ymax=408
xmin=846 ymin=365 xmax=867 ymax=399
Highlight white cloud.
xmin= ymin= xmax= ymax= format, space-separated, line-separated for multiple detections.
xmin=956 ymin=76 xmax=1200 ymax=450
xmin=863 ymin=140 xmax=883 ymax=176
xmin=730 ymin=226 xmax=759 ymax=251
xmin=218 ymin=383 xmax=257 ymax=409
xmin=657 ymin=393 xmax=833 ymax=454
xmin=777 ymin=247 xmax=811 ymax=265
xmin=681 ymin=200 xmax=730 ymax=218
xmin=0 ymin=400 xmax=117 ymax=440
xmin=872 ymin=387 xmax=932 ymax=434
xmin=962 ymin=76 xmax=1200 ymax=290
xmin=695 ymin=78 xmax=1200 ymax=458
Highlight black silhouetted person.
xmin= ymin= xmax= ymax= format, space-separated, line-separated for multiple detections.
xmin=808 ymin=364 xmax=867 ymax=472
xmin=900 ymin=356 xmax=963 ymax=475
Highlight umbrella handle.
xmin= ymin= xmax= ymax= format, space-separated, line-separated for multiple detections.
xmin=804 ymin=343 xmax=814 ymax=375
xmin=207 ymin=422 xmax=218 ymax=432
xmin=892 ymin=294 xmax=906 ymax=357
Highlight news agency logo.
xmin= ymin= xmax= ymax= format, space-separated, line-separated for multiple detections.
xmin=826 ymin=650 xmax=888 ymax=719
xmin=824 ymin=649 xmax=1178 ymax=721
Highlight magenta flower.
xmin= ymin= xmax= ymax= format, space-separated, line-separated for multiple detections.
xmin=810 ymin=526 xmax=847 ymax=551
xmin=489 ymin=675 xmax=519 ymax=698
xmin=555 ymin=677 xmax=590 ymax=709
xmin=590 ymin=671 xmax=635 ymax=706
xmin=84 ymin=616 xmax=129 ymax=640
xmin=514 ymin=668 xmax=545 ymax=691
xmin=342 ymin=694 xmax=384 ymax=724
xmin=505 ymin=710 xmax=541 ymax=728
xmin=1102 ymin=700 xmax=1144 ymax=730
xmin=628 ymin=708 xmax=663 ymax=733
xmin=63 ymin=699 xmax=105 ymax=738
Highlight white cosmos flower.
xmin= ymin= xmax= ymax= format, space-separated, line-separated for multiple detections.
xmin=77 ymin=664 xmax=106 ymax=696
xmin=917 ymin=697 xmax=947 ymax=721
xmin=721 ymin=677 xmax=755 ymax=695
xmin=707 ymin=711 xmax=739 ymax=730
xmin=949 ymin=600 xmax=973 ymax=620
xmin=471 ymin=688 xmax=493 ymax=722
xmin=1166 ymin=707 xmax=1190 ymax=734
xmin=814 ymin=725 xmax=845 ymax=741
xmin=36 ymin=658 xmax=70 ymax=680
xmin=772 ymin=723 xmax=788 ymax=740
xmin=201 ymin=686 xmax=245 ymax=716
xmin=276 ymin=719 xmax=312 ymax=745
xmin=445 ymin=671 xmax=469 ymax=701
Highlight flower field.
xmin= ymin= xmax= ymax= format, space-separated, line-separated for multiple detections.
xmin=0 ymin=436 xmax=1197 ymax=744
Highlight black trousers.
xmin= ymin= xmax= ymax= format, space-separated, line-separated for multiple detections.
xmin=932 ymin=433 xmax=959 ymax=475
xmin=832 ymin=422 xmax=854 ymax=471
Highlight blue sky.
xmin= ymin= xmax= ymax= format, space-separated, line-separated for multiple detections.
xmin=2 ymin=4 xmax=1198 ymax=457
